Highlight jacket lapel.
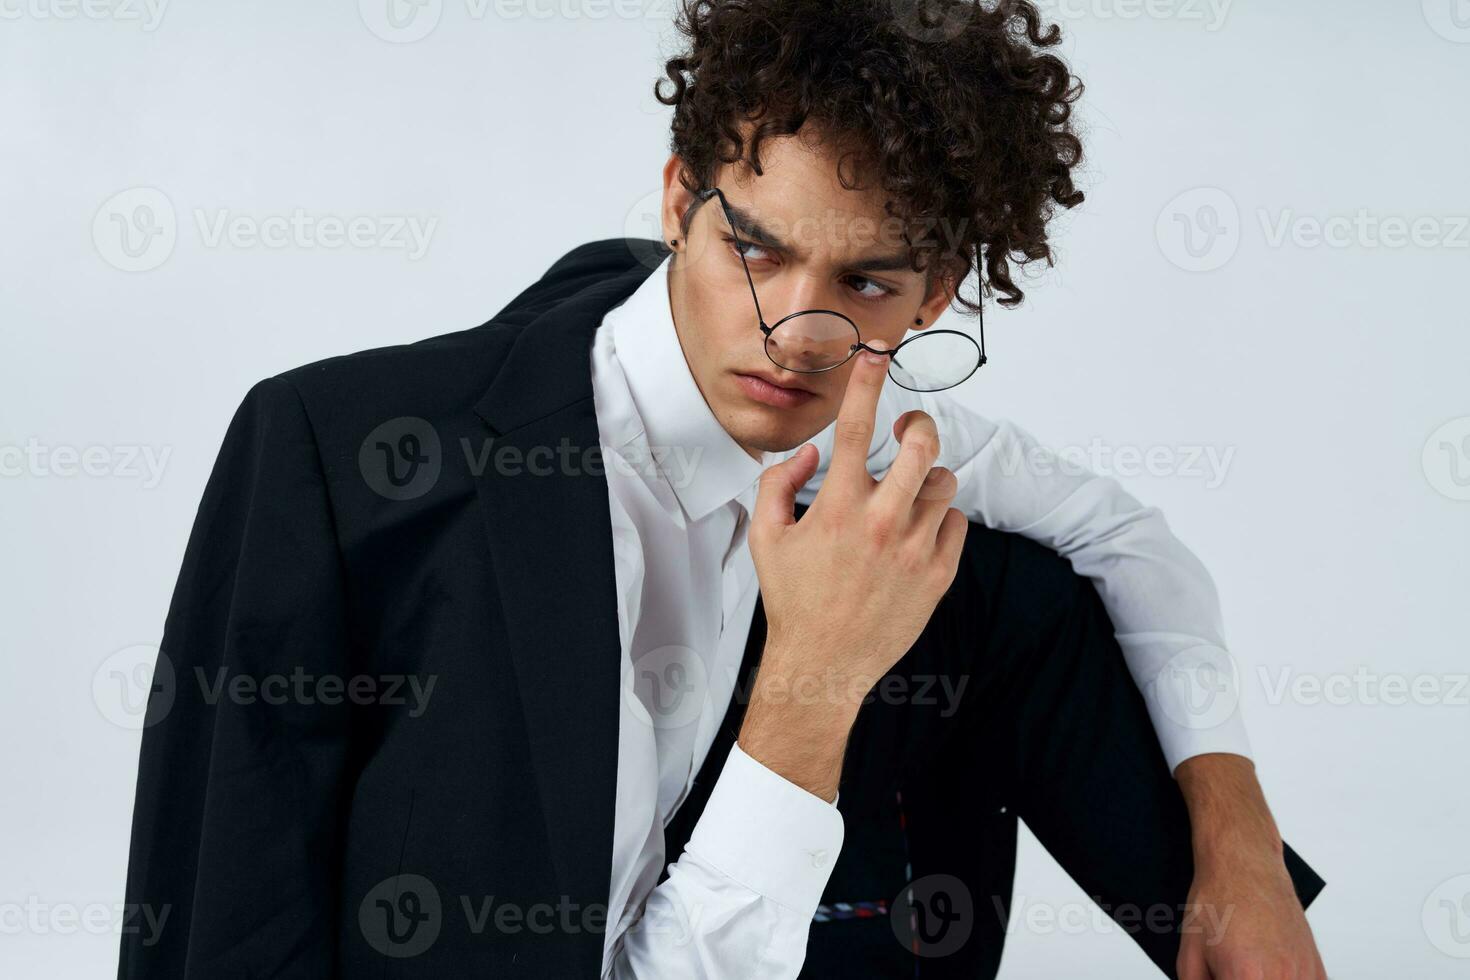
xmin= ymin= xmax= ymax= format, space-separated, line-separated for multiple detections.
xmin=470 ymin=249 xmax=657 ymax=928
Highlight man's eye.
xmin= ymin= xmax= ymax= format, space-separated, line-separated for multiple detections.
xmin=846 ymin=276 xmax=895 ymax=301
xmin=725 ymin=236 xmax=770 ymax=262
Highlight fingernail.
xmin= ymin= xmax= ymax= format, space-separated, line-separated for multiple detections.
xmin=863 ymin=341 xmax=889 ymax=365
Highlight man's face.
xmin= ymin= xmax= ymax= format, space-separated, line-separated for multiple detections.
xmin=661 ymin=132 xmax=954 ymax=460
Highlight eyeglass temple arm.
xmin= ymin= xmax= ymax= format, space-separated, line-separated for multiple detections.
xmin=977 ymin=269 xmax=987 ymax=365
xmin=696 ymin=187 xmax=767 ymax=331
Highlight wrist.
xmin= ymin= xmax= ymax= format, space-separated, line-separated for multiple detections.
xmin=1176 ymin=753 xmax=1285 ymax=869
xmin=745 ymin=641 xmax=872 ymax=722
xmin=737 ymin=652 xmax=859 ymax=802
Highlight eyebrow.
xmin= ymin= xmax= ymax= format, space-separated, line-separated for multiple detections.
xmin=719 ymin=200 xmax=917 ymax=277
xmin=719 ymin=200 xmax=785 ymax=250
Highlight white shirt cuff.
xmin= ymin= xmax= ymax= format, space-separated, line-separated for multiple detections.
xmin=683 ymin=742 xmax=845 ymax=915
xmin=1132 ymin=642 xmax=1255 ymax=773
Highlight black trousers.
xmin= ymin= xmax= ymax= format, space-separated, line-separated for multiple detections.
xmin=661 ymin=506 xmax=1324 ymax=978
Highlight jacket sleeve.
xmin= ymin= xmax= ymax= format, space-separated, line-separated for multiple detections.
xmin=118 ymin=376 xmax=354 ymax=979
xmin=791 ymin=383 xmax=1251 ymax=774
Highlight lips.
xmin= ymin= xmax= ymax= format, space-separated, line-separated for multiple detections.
xmin=742 ymin=369 xmax=815 ymax=395
xmin=734 ymin=371 xmax=818 ymax=409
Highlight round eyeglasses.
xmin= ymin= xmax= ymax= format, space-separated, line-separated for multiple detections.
xmin=694 ymin=186 xmax=987 ymax=393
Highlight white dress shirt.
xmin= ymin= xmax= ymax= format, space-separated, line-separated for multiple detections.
xmin=591 ymin=252 xmax=1251 ymax=978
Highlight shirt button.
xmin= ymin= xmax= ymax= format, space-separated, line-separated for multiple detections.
xmin=808 ymin=849 xmax=829 ymax=869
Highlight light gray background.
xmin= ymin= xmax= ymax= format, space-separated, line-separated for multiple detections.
xmin=2 ymin=1 xmax=1467 ymax=975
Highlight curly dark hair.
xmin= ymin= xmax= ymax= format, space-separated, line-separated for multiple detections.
xmin=654 ymin=0 xmax=1085 ymax=312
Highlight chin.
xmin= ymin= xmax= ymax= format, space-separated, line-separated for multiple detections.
xmin=725 ymin=402 xmax=828 ymax=455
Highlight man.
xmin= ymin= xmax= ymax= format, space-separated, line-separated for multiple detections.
xmin=119 ymin=1 xmax=1324 ymax=977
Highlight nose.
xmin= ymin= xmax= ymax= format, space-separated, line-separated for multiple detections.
xmin=766 ymin=270 xmax=829 ymax=321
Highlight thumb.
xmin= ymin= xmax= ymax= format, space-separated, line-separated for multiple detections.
xmin=753 ymin=443 xmax=819 ymax=531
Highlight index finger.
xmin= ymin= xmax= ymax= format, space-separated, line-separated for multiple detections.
xmin=826 ymin=340 xmax=891 ymax=489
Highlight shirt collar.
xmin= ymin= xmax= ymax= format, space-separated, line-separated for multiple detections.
xmin=611 ymin=253 xmax=767 ymax=524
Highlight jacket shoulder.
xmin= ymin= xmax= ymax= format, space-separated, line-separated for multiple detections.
xmin=489 ymin=237 xmax=661 ymax=324
xmin=265 ymin=237 xmax=657 ymax=420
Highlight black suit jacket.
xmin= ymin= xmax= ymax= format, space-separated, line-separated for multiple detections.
xmin=121 ymin=238 xmax=672 ymax=977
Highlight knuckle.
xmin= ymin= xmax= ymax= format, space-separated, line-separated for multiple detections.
xmin=866 ymin=509 xmax=897 ymax=544
xmin=917 ymin=466 xmax=956 ymax=501
xmin=816 ymin=502 xmax=849 ymax=534
xmin=896 ymin=408 xmax=932 ymax=433
xmin=903 ymin=432 xmax=939 ymax=462
xmin=944 ymin=506 xmax=969 ymax=541
xmin=836 ymin=417 xmax=872 ymax=447
xmin=891 ymin=466 xmax=926 ymax=497
xmin=746 ymin=523 xmax=772 ymax=550
xmin=927 ymin=558 xmax=957 ymax=592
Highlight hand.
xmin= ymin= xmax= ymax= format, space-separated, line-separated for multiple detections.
xmin=1176 ymin=755 xmax=1327 ymax=979
xmin=1179 ymin=856 xmax=1326 ymax=980
xmin=738 ymin=340 xmax=969 ymax=799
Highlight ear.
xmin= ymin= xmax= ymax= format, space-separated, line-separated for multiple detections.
xmin=912 ymin=262 xmax=960 ymax=329
xmin=660 ymin=154 xmax=690 ymax=249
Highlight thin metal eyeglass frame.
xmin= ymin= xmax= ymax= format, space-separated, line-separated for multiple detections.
xmin=693 ymin=186 xmax=987 ymax=392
